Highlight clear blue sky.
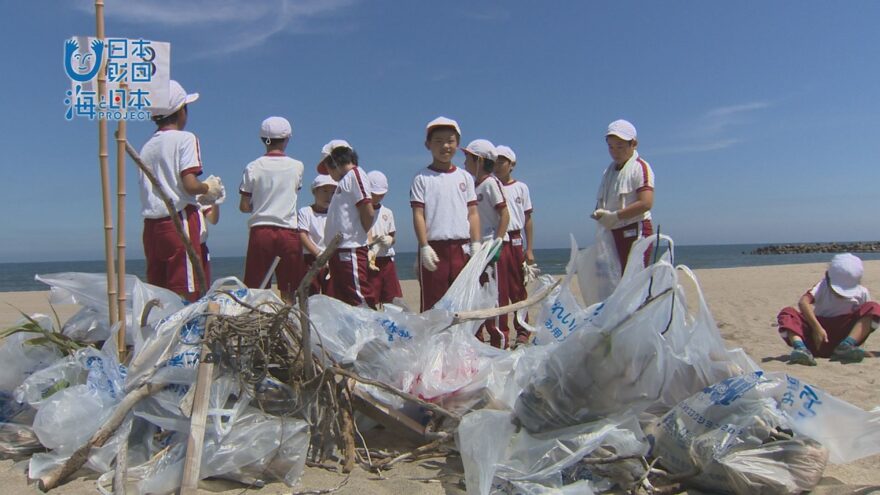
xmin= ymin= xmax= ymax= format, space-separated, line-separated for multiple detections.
xmin=2 ymin=1 xmax=879 ymax=262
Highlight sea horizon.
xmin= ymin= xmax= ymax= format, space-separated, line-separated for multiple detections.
xmin=4 ymin=242 xmax=880 ymax=293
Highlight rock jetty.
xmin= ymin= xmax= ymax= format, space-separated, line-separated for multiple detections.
xmin=752 ymin=242 xmax=880 ymax=255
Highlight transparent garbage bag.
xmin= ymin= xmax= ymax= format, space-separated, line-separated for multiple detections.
xmin=0 ymin=391 xmax=40 ymax=459
xmin=515 ymin=235 xmax=742 ymax=433
xmin=0 ymin=315 xmax=64 ymax=393
xmin=646 ymin=371 xmax=838 ymax=494
xmin=457 ymin=409 xmax=648 ymax=495
xmin=577 ymin=228 xmax=622 ymax=307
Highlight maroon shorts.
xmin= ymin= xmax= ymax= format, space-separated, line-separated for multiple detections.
xmin=143 ymin=204 xmax=203 ymax=300
xmin=368 ymin=257 xmax=403 ymax=304
xmin=611 ymin=219 xmax=653 ymax=271
xmin=777 ymin=302 xmax=880 ymax=357
xmin=303 ymin=253 xmax=333 ymax=296
xmin=418 ymin=239 xmax=468 ymax=312
xmin=476 ymin=256 xmax=508 ymax=349
xmin=200 ymin=243 xmax=211 ymax=287
xmin=329 ymin=246 xmax=375 ymax=308
xmin=244 ymin=226 xmax=304 ymax=293
xmin=500 ymin=231 xmax=528 ymax=340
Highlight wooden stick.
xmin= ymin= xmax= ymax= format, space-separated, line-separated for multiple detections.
xmin=94 ymin=0 xmax=119 ymax=330
xmin=179 ymin=303 xmax=219 ymax=494
xmin=115 ymin=82 xmax=128 ymax=361
xmin=123 ymin=139 xmax=207 ymax=295
xmin=296 ymin=234 xmax=341 ymax=380
xmin=339 ymin=385 xmax=356 ymax=473
xmin=450 ymin=278 xmax=560 ymax=324
xmin=260 ymin=256 xmax=281 ymax=289
xmin=38 ymin=381 xmax=164 ymax=491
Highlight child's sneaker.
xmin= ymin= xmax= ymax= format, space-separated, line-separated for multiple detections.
xmin=832 ymin=341 xmax=866 ymax=363
xmin=789 ymin=347 xmax=817 ymax=366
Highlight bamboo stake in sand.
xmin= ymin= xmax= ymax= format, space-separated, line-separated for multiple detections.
xmin=115 ymin=82 xmax=128 ymax=360
xmin=94 ymin=0 xmax=119 ymax=330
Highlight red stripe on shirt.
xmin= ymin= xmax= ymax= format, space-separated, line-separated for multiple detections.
xmin=352 ymin=167 xmax=368 ymax=198
xmin=494 ymin=201 xmax=508 ymax=210
xmin=410 ymin=201 xmax=425 ymax=208
xmin=636 ymin=157 xmax=651 ymax=189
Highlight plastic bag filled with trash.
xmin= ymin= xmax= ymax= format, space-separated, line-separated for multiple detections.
xmin=515 ymin=235 xmax=749 ymax=433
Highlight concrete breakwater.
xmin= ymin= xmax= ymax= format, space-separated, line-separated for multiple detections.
xmin=752 ymin=242 xmax=880 ymax=255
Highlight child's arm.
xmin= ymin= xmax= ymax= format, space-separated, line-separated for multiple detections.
xmin=495 ymin=205 xmax=509 ymax=241
xmin=798 ymin=293 xmax=828 ymax=347
xmin=467 ymin=205 xmax=480 ymax=243
xmin=412 ymin=207 xmax=428 ymax=247
xmin=524 ymin=212 xmax=535 ymax=264
xmin=205 ymin=205 xmax=219 ymax=225
xmin=357 ymin=202 xmax=375 ymax=234
xmin=300 ymin=231 xmax=321 ymax=257
xmin=239 ymin=194 xmax=253 ymax=213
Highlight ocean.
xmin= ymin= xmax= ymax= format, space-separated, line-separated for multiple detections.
xmin=3 ymin=244 xmax=880 ymax=293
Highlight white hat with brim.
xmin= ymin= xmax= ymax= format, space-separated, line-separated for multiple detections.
xmin=606 ymin=119 xmax=637 ymax=141
xmin=425 ymin=116 xmax=461 ymax=139
xmin=317 ymin=139 xmax=352 ymax=175
xmin=150 ymin=80 xmax=199 ymax=118
xmin=462 ymin=139 xmax=497 ymax=161
xmin=260 ymin=116 xmax=292 ymax=140
xmin=311 ymin=174 xmax=338 ymax=191
xmin=495 ymin=145 xmax=516 ymax=162
xmin=827 ymin=253 xmax=863 ymax=298
xmin=367 ymin=170 xmax=389 ymax=194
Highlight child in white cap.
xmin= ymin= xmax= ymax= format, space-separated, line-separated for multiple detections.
xmin=366 ymin=170 xmax=403 ymax=305
xmin=592 ymin=119 xmax=655 ymax=273
xmin=410 ymin=117 xmax=481 ymax=311
xmin=494 ymin=145 xmax=537 ymax=345
xmin=318 ymin=141 xmax=376 ymax=308
xmin=238 ymin=116 xmax=305 ymax=302
xmin=298 ymin=175 xmax=337 ymax=296
xmin=777 ymin=253 xmax=880 ymax=364
xmin=463 ymin=138 xmax=510 ymax=348
xmin=139 ymin=79 xmax=223 ymax=301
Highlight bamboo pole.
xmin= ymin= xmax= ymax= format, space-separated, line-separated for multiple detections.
xmin=95 ymin=0 xmax=119 ymax=328
xmin=116 ymin=82 xmax=128 ymax=360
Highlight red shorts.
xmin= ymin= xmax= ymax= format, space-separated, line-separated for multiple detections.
xmin=303 ymin=253 xmax=333 ymax=296
xmin=368 ymin=257 xmax=403 ymax=304
xmin=329 ymin=246 xmax=375 ymax=308
xmin=143 ymin=204 xmax=203 ymax=300
xmin=611 ymin=219 xmax=653 ymax=271
xmin=777 ymin=302 xmax=880 ymax=357
xmin=500 ymin=232 xmax=528 ymax=340
xmin=200 ymin=243 xmax=211 ymax=286
xmin=476 ymin=257 xmax=508 ymax=349
xmin=418 ymin=239 xmax=468 ymax=312
xmin=244 ymin=226 xmax=304 ymax=293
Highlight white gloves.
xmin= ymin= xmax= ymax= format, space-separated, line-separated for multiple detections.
xmin=419 ymin=245 xmax=439 ymax=272
xmin=376 ymin=234 xmax=394 ymax=249
xmin=202 ymin=175 xmax=225 ymax=204
xmin=469 ymin=241 xmax=482 ymax=257
xmin=523 ymin=262 xmax=541 ymax=284
xmin=592 ymin=208 xmax=618 ymax=229
xmin=368 ymin=244 xmax=380 ymax=271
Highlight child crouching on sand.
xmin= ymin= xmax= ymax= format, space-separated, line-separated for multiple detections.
xmin=777 ymin=253 xmax=879 ymax=365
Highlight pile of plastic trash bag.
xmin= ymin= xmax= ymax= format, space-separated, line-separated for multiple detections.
xmin=0 ymin=235 xmax=878 ymax=494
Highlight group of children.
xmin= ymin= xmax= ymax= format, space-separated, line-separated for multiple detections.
xmin=139 ymin=80 xmax=876 ymax=360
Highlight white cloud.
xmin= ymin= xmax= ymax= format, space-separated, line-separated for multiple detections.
xmin=462 ymin=6 xmax=512 ymax=22
xmin=72 ymin=0 xmax=359 ymax=58
xmin=657 ymin=100 xmax=770 ymax=155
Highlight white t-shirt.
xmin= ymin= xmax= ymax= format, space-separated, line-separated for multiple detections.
xmin=325 ymin=167 xmax=373 ymax=249
xmin=409 ymin=165 xmax=477 ymax=241
xmin=138 ymin=130 xmax=203 ymax=218
xmin=297 ymin=205 xmax=328 ymax=252
xmin=595 ymin=150 xmax=654 ymax=229
xmin=475 ymin=175 xmax=507 ymax=241
xmin=238 ymin=154 xmax=304 ymax=229
xmin=807 ymin=278 xmax=870 ymax=317
xmin=370 ymin=205 xmax=397 ymax=257
xmin=502 ymin=179 xmax=533 ymax=232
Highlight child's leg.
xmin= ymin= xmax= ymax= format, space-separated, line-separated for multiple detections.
xmin=832 ymin=302 xmax=880 ymax=362
xmin=777 ymin=307 xmax=817 ymax=365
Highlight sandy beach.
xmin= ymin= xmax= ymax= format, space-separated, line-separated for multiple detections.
xmin=1 ymin=261 xmax=879 ymax=493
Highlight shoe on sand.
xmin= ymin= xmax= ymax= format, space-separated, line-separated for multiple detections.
xmin=832 ymin=342 xmax=866 ymax=363
xmin=789 ymin=347 xmax=817 ymax=366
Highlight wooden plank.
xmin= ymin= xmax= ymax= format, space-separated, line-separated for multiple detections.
xmin=179 ymin=302 xmax=218 ymax=494
xmin=350 ymin=386 xmax=427 ymax=443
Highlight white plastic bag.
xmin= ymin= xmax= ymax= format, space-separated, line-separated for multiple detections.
xmin=0 ymin=315 xmax=64 ymax=393
xmin=576 ymin=229 xmax=621 ymax=307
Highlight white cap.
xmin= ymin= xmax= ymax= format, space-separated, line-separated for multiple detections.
xmin=426 ymin=116 xmax=461 ymax=139
xmin=462 ymin=139 xmax=497 ymax=161
xmin=317 ymin=139 xmax=353 ymax=174
xmin=606 ymin=119 xmax=637 ymax=141
xmin=311 ymin=175 xmax=338 ymax=191
xmin=151 ymin=80 xmax=199 ymax=118
xmin=260 ymin=116 xmax=292 ymax=140
xmin=827 ymin=253 xmax=863 ymax=297
xmin=495 ymin=145 xmax=516 ymax=163
xmin=367 ymin=170 xmax=389 ymax=194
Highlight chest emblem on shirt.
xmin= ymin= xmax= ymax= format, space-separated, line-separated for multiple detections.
xmin=382 ymin=213 xmax=389 ymax=221
xmin=477 ymin=193 xmax=484 ymax=202
xmin=459 ymin=182 xmax=467 ymax=192
xmin=515 ymin=197 xmax=522 ymax=204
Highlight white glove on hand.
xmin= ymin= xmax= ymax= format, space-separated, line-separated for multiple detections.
xmin=419 ymin=245 xmax=439 ymax=272
xmin=592 ymin=208 xmax=619 ymax=229
xmin=202 ymin=175 xmax=224 ymax=203
xmin=523 ymin=262 xmax=541 ymax=284
xmin=376 ymin=234 xmax=394 ymax=249
xmin=368 ymin=245 xmax=380 ymax=271
xmin=469 ymin=241 xmax=482 ymax=257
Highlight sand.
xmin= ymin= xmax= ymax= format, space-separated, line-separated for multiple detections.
xmin=1 ymin=262 xmax=879 ymax=493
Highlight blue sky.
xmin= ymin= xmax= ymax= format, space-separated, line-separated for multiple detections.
xmin=1 ymin=1 xmax=879 ymax=262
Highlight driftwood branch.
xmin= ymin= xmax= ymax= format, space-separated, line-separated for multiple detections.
xmin=296 ymin=233 xmax=342 ymax=380
xmin=123 ymin=138 xmax=207 ymax=295
xmin=450 ymin=278 xmax=560 ymax=324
